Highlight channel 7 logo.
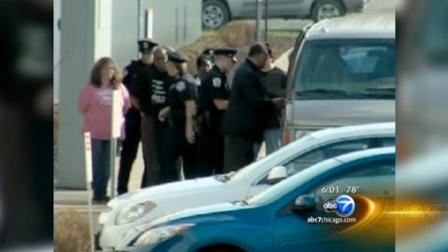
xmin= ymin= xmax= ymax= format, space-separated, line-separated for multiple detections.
xmin=323 ymin=195 xmax=356 ymax=217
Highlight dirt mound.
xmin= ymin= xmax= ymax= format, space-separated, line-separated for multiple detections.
xmin=179 ymin=21 xmax=256 ymax=74
xmin=54 ymin=210 xmax=91 ymax=252
xmin=217 ymin=20 xmax=256 ymax=47
xmin=179 ymin=20 xmax=295 ymax=76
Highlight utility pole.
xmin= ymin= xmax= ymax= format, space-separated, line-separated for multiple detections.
xmin=137 ymin=0 xmax=143 ymax=57
xmin=264 ymin=0 xmax=268 ymax=41
xmin=255 ymin=0 xmax=262 ymax=42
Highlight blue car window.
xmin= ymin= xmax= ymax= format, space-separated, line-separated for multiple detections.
xmin=381 ymin=137 xmax=396 ymax=147
xmin=284 ymin=139 xmax=371 ymax=177
xmin=257 ymin=137 xmax=395 ymax=185
xmin=308 ymin=159 xmax=395 ymax=211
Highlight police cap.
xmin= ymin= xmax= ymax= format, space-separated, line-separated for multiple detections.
xmin=138 ymin=39 xmax=159 ymax=54
xmin=196 ymin=54 xmax=213 ymax=67
xmin=202 ymin=48 xmax=216 ymax=57
xmin=213 ymin=47 xmax=238 ymax=62
xmin=167 ymin=49 xmax=189 ymax=63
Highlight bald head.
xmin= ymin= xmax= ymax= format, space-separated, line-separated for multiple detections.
xmin=154 ymin=47 xmax=168 ymax=72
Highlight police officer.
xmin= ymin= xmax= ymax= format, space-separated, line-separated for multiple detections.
xmin=117 ymin=39 xmax=158 ymax=195
xmin=195 ymin=54 xmax=213 ymax=85
xmin=158 ymin=49 xmax=198 ymax=182
xmin=135 ymin=46 xmax=173 ymax=187
xmin=197 ymin=48 xmax=238 ymax=176
xmin=223 ymin=43 xmax=285 ymax=172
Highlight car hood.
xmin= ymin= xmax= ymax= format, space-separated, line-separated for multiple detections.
xmin=149 ymin=202 xmax=246 ymax=227
xmin=290 ymin=100 xmax=395 ymax=128
xmin=108 ymin=177 xmax=225 ymax=208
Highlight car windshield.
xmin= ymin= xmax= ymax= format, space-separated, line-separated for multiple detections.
xmin=227 ymin=135 xmax=316 ymax=181
xmin=294 ymin=39 xmax=396 ymax=100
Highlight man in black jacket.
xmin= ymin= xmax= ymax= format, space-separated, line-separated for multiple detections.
xmin=117 ymin=39 xmax=158 ymax=195
xmin=134 ymin=47 xmax=173 ymax=187
xmin=223 ymin=43 xmax=284 ymax=172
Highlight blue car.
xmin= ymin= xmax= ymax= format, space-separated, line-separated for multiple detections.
xmin=119 ymin=147 xmax=395 ymax=252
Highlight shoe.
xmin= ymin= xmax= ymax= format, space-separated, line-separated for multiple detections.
xmin=92 ymin=196 xmax=110 ymax=204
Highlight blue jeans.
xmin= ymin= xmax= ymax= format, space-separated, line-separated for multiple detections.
xmin=264 ymin=128 xmax=282 ymax=155
xmin=91 ymin=139 xmax=122 ymax=199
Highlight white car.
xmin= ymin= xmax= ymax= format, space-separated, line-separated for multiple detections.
xmin=118 ymin=147 xmax=395 ymax=252
xmin=99 ymin=122 xmax=395 ymax=251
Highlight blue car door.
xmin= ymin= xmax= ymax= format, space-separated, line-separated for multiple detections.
xmin=272 ymin=157 xmax=395 ymax=251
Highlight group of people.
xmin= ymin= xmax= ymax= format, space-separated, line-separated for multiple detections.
xmin=78 ymin=39 xmax=286 ymax=202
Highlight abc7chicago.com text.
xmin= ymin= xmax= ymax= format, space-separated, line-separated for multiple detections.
xmin=307 ymin=216 xmax=357 ymax=224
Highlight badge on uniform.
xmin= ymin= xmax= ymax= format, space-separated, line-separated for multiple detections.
xmin=176 ymin=81 xmax=186 ymax=91
xmin=213 ymin=77 xmax=221 ymax=88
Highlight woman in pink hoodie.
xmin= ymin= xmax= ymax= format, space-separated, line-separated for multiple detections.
xmin=78 ymin=57 xmax=131 ymax=202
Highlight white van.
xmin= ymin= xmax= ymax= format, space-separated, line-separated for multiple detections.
xmin=283 ymin=12 xmax=396 ymax=144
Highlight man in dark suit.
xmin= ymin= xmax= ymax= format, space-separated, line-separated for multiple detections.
xmin=223 ymin=43 xmax=284 ymax=172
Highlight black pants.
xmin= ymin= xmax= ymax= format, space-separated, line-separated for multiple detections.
xmin=117 ymin=113 xmax=142 ymax=195
xmin=160 ymin=120 xmax=197 ymax=183
xmin=197 ymin=127 xmax=225 ymax=177
xmin=224 ymin=135 xmax=255 ymax=173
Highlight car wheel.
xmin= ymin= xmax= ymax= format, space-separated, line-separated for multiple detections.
xmin=202 ymin=0 xmax=230 ymax=29
xmin=311 ymin=0 xmax=345 ymax=22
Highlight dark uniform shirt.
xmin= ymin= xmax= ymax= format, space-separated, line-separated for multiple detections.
xmin=135 ymin=65 xmax=172 ymax=117
xmin=168 ymin=74 xmax=197 ymax=123
xmin=199 ymin=65 xmax=229 ymax=132
xmin=223 ymin=59 xmax=275 ymax=141
xmin=124 ymin=60 xmax=147 ymax=94
xmin=123 ymin=60 xmax=149 ymax=121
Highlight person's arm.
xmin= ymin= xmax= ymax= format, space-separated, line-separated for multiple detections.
xmin=130 ymin=95 xmax=141 ymax=110
xmin=278 ymin=69 xmax=288 ymax=98
xmin=185 ymin=100 xmax=196 ymax=144
xmin=134 ymin=69 xmax=152 ymax=113
xmin=121 ymin=84 xmax=132 ymax=113
xmin=158 ymin=106 xmax=170 ymax=122
xmin=78 ymin=85 xmax=92 ymax=115
xmin=213 ymin=100 xmax=229 ymax=110
xmin=210 ymin=76 xmax=229 ymax=110
xmin=178 ymin=80 xmax=197 ymax=144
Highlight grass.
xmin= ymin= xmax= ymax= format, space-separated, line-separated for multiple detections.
xmin=267 ymin=29 xmax=300 ymax=38
xmin=202 ymin=30 xmax=218 ymax=37
xmin=204 ymin=29 xmax=299 ymax=39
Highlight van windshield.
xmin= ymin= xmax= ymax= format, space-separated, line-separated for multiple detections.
xmin=294 ymin=39 xmax=396 ymax=100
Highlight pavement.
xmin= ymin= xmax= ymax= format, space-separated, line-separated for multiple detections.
xmin=55 ymin=143 xmax=145 ymax=206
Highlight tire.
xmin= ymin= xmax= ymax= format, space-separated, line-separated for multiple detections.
xmin=202 ymin=0 xmax=230 ymax=29
xmin=311 ymin=0 xmax=345 ymax=22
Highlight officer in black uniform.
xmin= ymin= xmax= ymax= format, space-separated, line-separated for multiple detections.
xmin=117 ymin=39 xmax=158 ymax=195
xmin=158 ymin=49 xmax=198 ymax=182
xmin=195 ymin=54 xmax=213 ymax=84
xmin=197 ymin=48 xmax=238 ymax=176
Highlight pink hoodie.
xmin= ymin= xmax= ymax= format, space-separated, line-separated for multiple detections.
xmin=78 ymin=84 xmax=131 ymax=140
